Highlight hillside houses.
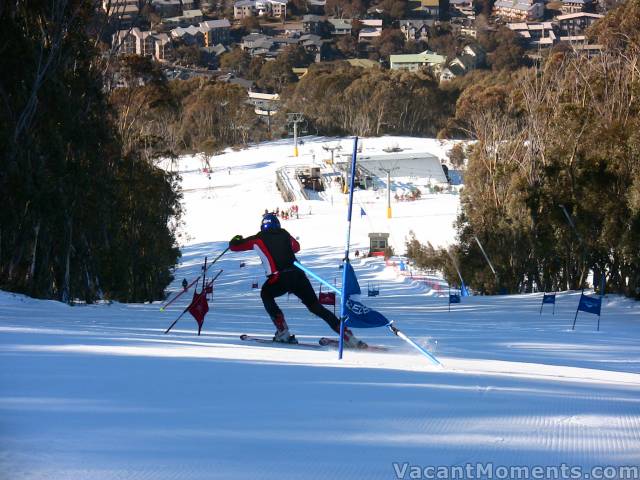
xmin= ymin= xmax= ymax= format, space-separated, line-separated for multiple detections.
xmin=440 ymin=44 xmax=484 ymax=81
xmin=560 ymin=0 xmax=594 ymax=14
xmin=389 ymin=50 xmax=446 ymax=71
xmin=358 ymin=19 xmax=383 ymax=42
xmin=507 ymin=22 xmax=556 ymax=47
xmin=506 ymin=12 xmax=604 ymax=49
xmin=450 ymin=0 xmax=474 ymax=16
xmin=233 ymin=0 xmax=288 ymax=19
xmin=104 ymin=0 xmax=612 ymax=93
xmin=328 ymin=18 xmax=352 ymax=36
xmin=240 ymin=32 xmax=325 ymax=59
xmin=112 ymin=19 xmax=231 ymax=61
xmin=102 ymin=0 xmax=139 ymax=25
xmin=555 ymin=12 xmax=603 ymax=35
xmin=399 ymin=19 xmax=434 ymax=42
xmin=414 ymin=0 xmax=443 ymax=18
xmin=493 ymin=0 xmax=544 ymax=20
xmin=151 ymin=0 xmax=182 ymax=17
xmin=162 ymin=9 xmax=204 ymax=26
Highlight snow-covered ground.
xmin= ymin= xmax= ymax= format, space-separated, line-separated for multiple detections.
xmin=1 ymin=136 xmax=639 ymax=480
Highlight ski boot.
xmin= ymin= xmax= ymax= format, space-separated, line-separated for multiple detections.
xmin=272 ymin=313 xmax=298 ymax=344
xmin=343 ymin=328 xmax=367 ymax=349
xmin=273 ymin=328 xmax=298 ymax=344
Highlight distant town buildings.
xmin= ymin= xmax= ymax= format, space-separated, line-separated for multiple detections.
xmin=555 ymin=12 xmax=603 ymax=35
xmin=399 ymin=19 xmax=434 ymax=42
xmin=560 ymin=0 xmax=593 ymax=14
xmin=389 ymin=50 xmax=447 ymax=71
xmin=151 ymin=0 xmax=182 ymax=17
xmin=104 ymin=0 xmax=610 ymax=94
xmin=493 ymin=0 xmax=544 ymax=20
xmin=112 ymin=19 xmax=231 ymax=61
xmin=102 ymin=0 xmax=139 ymax=25
xmin=358 ymin=19 xmax=383 ymax=42
xmin=162 ymin=9 xmax=204 ymax=26
xmin=440 ymin=44 xmax=484 ymax=81
xmin=328 ymin=18 xmax=352 ymax=36
xmin=233 ymin=0 xmax=288 ymax=19
xmin=508 ymin=22 xmax=556 ymax=47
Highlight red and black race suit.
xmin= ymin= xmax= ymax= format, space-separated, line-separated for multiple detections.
xmin=229 ymin=228 xmax=300 ymax=281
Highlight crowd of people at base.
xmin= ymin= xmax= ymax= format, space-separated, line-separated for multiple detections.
xmin=264 ymin=205 xmax=300 ymax=220
xmin=394 ymin=190 xmax=422 ymax=202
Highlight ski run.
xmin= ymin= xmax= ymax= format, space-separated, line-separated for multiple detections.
xmin=1 ymin=136 xmax=639 ymax=480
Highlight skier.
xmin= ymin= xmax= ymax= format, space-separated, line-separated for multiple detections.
xmin=229 ymin=213 xmax=366 ymax=347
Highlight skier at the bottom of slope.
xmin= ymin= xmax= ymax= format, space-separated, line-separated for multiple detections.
xmin=229 ymin=212 xmax=367 ymax=348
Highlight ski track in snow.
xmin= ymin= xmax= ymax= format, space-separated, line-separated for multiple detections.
xmin=1 ymin=136 xmax=640 ymax=479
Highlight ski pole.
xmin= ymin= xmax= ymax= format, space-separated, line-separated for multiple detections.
xmin=160 ymin=247 xmax=229 ymax=311
xmin=164 ymin=306 xmax=191 ymax=334
xmin=388 ymin=324 xmax=443 ymax=367
xmin=295 ymin=261 xmax=340 ymax=294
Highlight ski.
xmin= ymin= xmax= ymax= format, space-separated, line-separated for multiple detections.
xmin=319 ymin=337 xmax=390 ymax=352
xmin=239 ymin=334 xmax=327 ymax=349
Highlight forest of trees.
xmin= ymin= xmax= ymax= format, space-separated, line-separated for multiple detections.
xmin=0 ymin=1 xmax=181 ymax=303
xmin=407 ymin=0 xmax=640 ymax=298
xmin=284 ymin=63 xmax=460 ymax=137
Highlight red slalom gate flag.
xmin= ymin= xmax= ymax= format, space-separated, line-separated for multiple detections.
xmin=188 ymin=291 xmax=209 ymax=335
xmin=319 ymin=291 xmax=336 ymax=306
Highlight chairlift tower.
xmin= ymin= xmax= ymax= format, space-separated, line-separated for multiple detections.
xmin=321 ymin=144 xmax=342 ymax=165
xmin=379 ymin=166 xmax=400 ymax=219
xmin=287 ymin=113 xmax=304 ymax=157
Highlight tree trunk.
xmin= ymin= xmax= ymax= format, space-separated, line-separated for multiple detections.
xmin=61 ymin=216 xmax=73 ymax=304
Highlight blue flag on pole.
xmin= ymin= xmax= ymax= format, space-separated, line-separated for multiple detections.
xmin=540 ymin=292 xmax=556 ymax=315
xmin=360 ymin=207 xmax=367 ymax=217
xmin=344 ymin=298 xmax=390 ymax=328
xmin=577 ymin=294 xmax=601 ymax=315
xmin=343 ymin=262 xmax=361 ymax=297
xmin=542 ymin=293 xmax=556 ymax=304
xmin=572 ymin=290 xmax=602 ymax=331
xmin=342 ymin=262 xmax=389 ymax=328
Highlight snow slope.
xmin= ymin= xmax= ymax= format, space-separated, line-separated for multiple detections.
xmin=1 ymin=136 xmax=639 ymax=480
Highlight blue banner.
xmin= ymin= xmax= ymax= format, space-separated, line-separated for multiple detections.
xmin=344 ymin=299 xmax=390 ymax=328
xmin=343 ymin=262 xmax=361 ymax=298
xmin=542 ymin=293 xmax=556 ymax=304
xmin=578 ymin=294 xmax=602 ymax=316
xmin=342 ymin=263 xmax=388 ymax=327
xmin=449 ymin=294 xmax=461 ymax=304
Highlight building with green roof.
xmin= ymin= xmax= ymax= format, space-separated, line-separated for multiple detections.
xmin=389 ymin=50 xmax=446 ymax=71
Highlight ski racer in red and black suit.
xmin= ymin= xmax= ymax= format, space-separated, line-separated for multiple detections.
xmin=229 ymin=213 xmax=365 ymax=347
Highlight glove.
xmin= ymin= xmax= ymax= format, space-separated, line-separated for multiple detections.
xmin=231 ymin=234 xmax=243 ymax=242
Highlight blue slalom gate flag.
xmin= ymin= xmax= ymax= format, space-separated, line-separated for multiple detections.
xmin=360 ymin=207 xmax=367 ymax=217
xmin=572 ymin=291 xmax=602 ymax=331
xmin=540 ymin=292 xmax=556 ymax=315
xmin=292 ymin=260 xmax=442 ymax=366
xmin=460 ymin=281 xmax=469 ymax=297
xmin=344 ymin=298 xmax=390 ymax=328
xmin=342 ymin=263 xmax=388 ymax=328
xmin=542 ymin=293 xmax=556 ymax=304
xmin=578 ymin=294 xmax=601 ymax=315
xmin=343 ymin=262 xmax=361 ymax=297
